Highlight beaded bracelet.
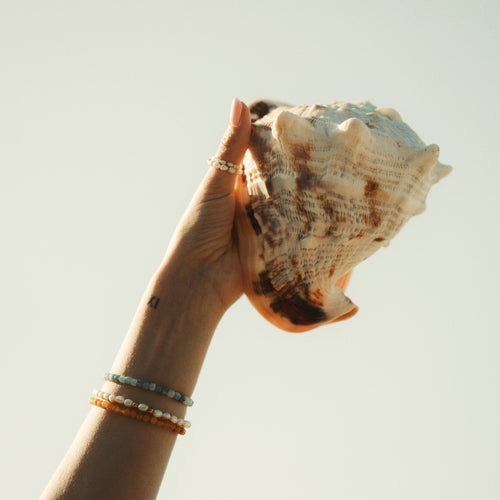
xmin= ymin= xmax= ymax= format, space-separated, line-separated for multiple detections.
xmin=89 ymin=397 xmax=186 ymax=435
xmin=207 ymin=156 xmax=244 ymax=175
xmin=104 ymin=372 xmax=194 ymax=407
xmin=93 ymin=389 xmax=191 ymax=428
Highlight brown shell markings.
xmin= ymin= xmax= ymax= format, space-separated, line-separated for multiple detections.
xmin=235 ymin=99 xmax=452 ymax=333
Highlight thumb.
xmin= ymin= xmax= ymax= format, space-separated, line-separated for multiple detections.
xmin=205 ymin=97 xmax=251 ymax=198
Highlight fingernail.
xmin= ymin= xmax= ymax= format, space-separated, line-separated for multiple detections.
xmin=230 ymin=97 xmax=243 ymax=127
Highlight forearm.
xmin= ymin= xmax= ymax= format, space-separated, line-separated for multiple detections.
xmin=40 ymin=260 xmax=225 ymax=500
xmin=40 ymin=97 xmax=251 ymax=500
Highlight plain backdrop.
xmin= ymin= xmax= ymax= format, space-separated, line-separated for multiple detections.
xmin=1 ymin=1 xmax=499 ymax=499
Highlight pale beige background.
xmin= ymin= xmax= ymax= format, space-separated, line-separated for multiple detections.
xmin=1 ymin=0 xmax=499 ymax=499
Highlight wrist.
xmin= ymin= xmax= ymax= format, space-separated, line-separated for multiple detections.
xmin=152 ymin=256 xmax=228 ymax=324
xmin=109 ymin=260 xmax=225 ymax=406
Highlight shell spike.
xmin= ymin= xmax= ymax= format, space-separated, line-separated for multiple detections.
xmin=374 ymin=107 xmax=402 ymax=121
xmin=273 ymin=111 xmax=327 ymax=160
xmin=430 ymin=162 xmax=453 ymax=184
xmin=335 ymin=117 xmax=373 ymax=145
xmin=410 ymin=144 xmax=440 ymax=179
xmin=273 ymin=111 xmax=322 ymax=142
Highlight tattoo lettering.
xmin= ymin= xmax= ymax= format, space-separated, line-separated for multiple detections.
xmin=147 ymin=296 xmax=160 ymax=310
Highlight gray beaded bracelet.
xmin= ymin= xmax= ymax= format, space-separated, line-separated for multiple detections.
xmin=104 ymin=372 xmax=194 ymax=407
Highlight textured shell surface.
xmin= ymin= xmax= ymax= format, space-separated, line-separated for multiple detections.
xmin=235 ymin=99 xmax=452 ymax=333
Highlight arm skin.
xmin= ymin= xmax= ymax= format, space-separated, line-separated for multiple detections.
xmin=40 ymin=98 xmax=252 ymax=500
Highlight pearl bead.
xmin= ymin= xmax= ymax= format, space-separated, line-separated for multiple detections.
xmin=91 ymin=389 xmax=188 ymax=433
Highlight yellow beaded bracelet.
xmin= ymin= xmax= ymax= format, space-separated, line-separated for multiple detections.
xmin=89 ymin=397 xmax=186 ymax=435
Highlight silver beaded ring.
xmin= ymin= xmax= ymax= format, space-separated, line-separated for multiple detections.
xmin=92 ymin=389 xmax=191 ymax=428
xmin=207 ymin=156 xmax=244 ymax=175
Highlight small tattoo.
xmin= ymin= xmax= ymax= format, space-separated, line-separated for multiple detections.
xmin=147 ymin=296 xmax=160 ymax=310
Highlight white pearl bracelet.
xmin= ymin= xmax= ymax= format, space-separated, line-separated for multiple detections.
xmin=207 ymin=156 xmax=244 ymax=175
xmin=93 ymin=389 xmax=191 ymax=428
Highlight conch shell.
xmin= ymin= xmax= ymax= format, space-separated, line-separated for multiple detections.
xmin=235 ymin=99 xmax=451 ymax=333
